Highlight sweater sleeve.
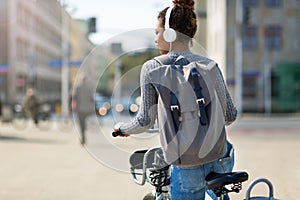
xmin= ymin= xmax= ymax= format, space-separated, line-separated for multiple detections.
xmin=117 ymin=60 xmax=159 ymax=134
xmin=214 ymin=66 xmax=238 ymax=125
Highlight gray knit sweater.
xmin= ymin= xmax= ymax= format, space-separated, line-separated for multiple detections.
xmin=118 ymin=52 xmax=237 ymax=134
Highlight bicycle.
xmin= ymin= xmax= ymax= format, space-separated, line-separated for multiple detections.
xmin=112 ymin=132 xmax=278 ymax=200
xmin=12 ymin=103 xmax=52 ymax=131
xmin=128 ymin=146 xmax=248 ymax=200
xmin=130 ymin=147 xmax=279 ymax=200
xmin=12 ymin=103 xmax=29 ymax=130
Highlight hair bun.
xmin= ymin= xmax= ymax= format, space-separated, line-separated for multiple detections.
xmin=173 ymin=0 xmax=194 ymax=10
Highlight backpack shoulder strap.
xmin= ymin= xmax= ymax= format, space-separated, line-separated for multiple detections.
xmin=154 ymin=54 xmax=190 ymax=66
xmin=191 ymin=66 xmax=208 ymax=125
xmin=153 ymin=55 xmax=173 ymax=65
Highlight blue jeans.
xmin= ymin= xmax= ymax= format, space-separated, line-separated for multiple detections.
xmin=170 ymin=141 xmax=234 ymax=200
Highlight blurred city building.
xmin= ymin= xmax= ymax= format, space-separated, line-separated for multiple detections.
xmin=0 ymin=0 xmax=97 ymax=116
xmin=0 ymin=0 xmax=299 ymax=115
xmin=194 ymin=0 xmax=300 ymax=113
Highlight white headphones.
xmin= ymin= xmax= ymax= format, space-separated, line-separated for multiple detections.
xmin=163 ymin=6 xmax=177 ymax=43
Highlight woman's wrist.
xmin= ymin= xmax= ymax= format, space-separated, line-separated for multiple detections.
xmin=113 ymin=124 xmax=122 ymax=133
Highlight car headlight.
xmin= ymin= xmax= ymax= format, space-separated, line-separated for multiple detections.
xmin=103 ymin=102 xmax=111 ymax=110
xmin=135 ymin=96 xmax=141 ymax=105
xmin=115 ymin=104 xmax=124 ymax=112
xmin=130 ymin=104 xmax=139 ymax=113
xmin=98 ymin=107 xmax=108 ymax=116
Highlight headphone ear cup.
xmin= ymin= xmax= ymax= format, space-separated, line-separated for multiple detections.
xmin=163 ymin=28 xmax=177 ymax=43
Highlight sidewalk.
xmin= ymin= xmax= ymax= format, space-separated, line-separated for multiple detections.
xmin=0 ymin=120 xmax=154 ymax=200
xmin=227 ymin=114 xmax=300 ymax=200
xmin=0 ymin=116 xmax=299 ymax=200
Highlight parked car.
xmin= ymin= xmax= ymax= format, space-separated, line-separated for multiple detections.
xmin=94 ymin=93 xmax=111 ymax=117
xmin=112 ymin=96 xmax=140 ymax=116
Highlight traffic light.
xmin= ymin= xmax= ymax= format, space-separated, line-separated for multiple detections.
xmin=88 ymin=17 xmax=97 ymax=33
xmin=243 ymin=6 xmax=251 ymax=26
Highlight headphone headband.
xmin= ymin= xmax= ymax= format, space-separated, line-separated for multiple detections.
xmin=164 ymin=6 xmax=173 ymax=30
xmin=163 ymin=6 xmax=177 ymax=43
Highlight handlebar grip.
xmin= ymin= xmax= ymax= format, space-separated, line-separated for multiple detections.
xmin=112 ymin=131 xmax=121 ymax=137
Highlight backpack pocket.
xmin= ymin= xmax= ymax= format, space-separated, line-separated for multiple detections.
xmin=177 ymin=111 xmax=206 ymax=156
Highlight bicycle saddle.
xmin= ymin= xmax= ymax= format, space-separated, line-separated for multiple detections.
xmin=206 ymin=171 xmax=249 ymax=189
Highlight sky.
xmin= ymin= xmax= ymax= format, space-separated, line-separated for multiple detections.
xmin=67 ymin=0 xmax=170 ymax=46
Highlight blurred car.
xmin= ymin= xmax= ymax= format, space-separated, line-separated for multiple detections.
xmin=112 ymin=96 xmax=140 ymax=116
xmin=94 ymin=93 xmax=111 ymax=117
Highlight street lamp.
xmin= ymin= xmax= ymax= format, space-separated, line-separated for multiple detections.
xmin=28 ymin=0 xmax=38 ymax=89
xmin=298 ymin=0 xmax=300 ymax=62
xmin=60 ymin=0 xmax=70 ymax=120
xmin=235 ymin=0 xmax=243 ymax=114
xmin=111 ymin=43 xmax=123 ymax=118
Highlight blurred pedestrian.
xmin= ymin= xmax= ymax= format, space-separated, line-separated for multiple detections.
xmin=0 ymin=99 xmax=2 ymax=119
xmin=112 ymin=0 xmax=237 ymax=199
xmin=22 ymin=87 xmax=40 ymax=125
xmin=73 ymin=76 xmax=94 ymax=145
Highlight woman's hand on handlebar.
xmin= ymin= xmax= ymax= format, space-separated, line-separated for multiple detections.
xmin=112 ymin=124 xmax=129 ymax=137
xmin=112 ymin=131 xmax=129 ymax=137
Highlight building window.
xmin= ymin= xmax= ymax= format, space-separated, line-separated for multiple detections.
xmin=265 ymin=0 xmax=282 ymax=7
xmin=243 ymin=0 xmax=258 ymax=7
xmin=242 ymin=26 xmax=258 ymax=50
xmin=265 ymin=26 xmax=282 ymax=50
xmin=243 ymin=75 xmax=258 ymax=98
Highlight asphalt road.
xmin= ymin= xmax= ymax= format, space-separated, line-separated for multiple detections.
xmin=0 ymin=115 xmax=299 ymax=200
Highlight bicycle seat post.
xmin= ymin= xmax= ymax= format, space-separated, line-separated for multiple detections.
xmin=213 ymin=186 xmax=229 ymax=200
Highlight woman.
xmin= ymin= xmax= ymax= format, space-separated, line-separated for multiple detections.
xmin=113 ymin=0 xmax=237 ymax=199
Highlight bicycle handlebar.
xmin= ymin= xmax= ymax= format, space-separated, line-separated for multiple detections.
xmin=112 ymin=131 xmax=121 ymax=137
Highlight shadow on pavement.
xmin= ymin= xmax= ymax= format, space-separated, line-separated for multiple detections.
xmin=0 ymin=134 xmax=66 ymax=145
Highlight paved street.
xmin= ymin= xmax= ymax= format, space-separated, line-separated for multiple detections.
xmin=0 ymin=115 xmax=299 ymax=200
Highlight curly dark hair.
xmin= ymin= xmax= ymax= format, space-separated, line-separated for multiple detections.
xmin=158 ymin=0 xmax=197 ymax=40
